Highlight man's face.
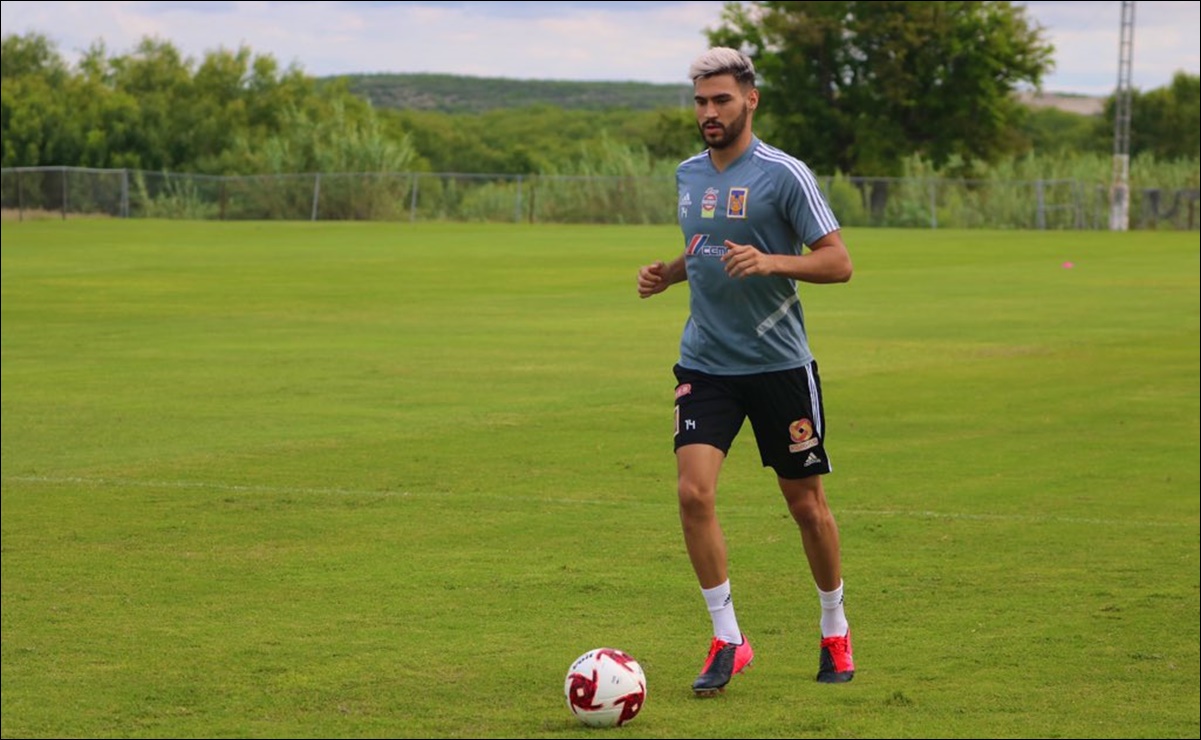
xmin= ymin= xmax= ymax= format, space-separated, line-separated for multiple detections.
xmin=694 ymin=75 xmax=757 ymax=149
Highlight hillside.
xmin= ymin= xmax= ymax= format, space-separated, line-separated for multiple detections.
xmin=325 ymin=73 xmax=692 ymax=113
xmin=327 ymin=73 xmax=1107 ymax=117
xmin=1017 ymin=91 xmax=1106 ymax=116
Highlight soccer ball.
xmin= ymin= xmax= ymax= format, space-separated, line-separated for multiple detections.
xmin=564 ymin=647 xmax=647 ymax=728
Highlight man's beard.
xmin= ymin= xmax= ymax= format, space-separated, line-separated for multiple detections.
xmin=698 ymin=104 xmax=750 ymax=149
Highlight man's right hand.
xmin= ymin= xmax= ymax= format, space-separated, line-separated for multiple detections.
xmin=637 ymin=261 xmax=670 ymax=299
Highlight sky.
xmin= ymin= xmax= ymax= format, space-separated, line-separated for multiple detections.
xmin=1 ymin=1 xmax=1198 ymax=96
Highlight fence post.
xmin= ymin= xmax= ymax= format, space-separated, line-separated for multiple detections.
xmin=1035 ymin=179 xmax=1045 ymax=230
xmin=1073 ymin=180 xmax=1083 ymax=230
xmin=514 ymin=175 xmax=523 ymax=224
xmin=928 ymin=178 xmax=938 ymax=230
xmin=410 ymin=173 xmax=419 ymax=223
xmin=311 ymin=173 xmax=321 ymax=221
xmin=16 ymin=169 xmax=23 ymax=221
xmin=61 ymin=166 xmax=68 ymax=220
xmin=121 ymin=169 xmax=129 ymax=218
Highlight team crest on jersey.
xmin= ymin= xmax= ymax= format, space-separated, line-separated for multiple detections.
xmin=701 ymin=187 xmax=719 ymax=219
xmin=788 ymin=418 xmax=820 ymax=453
xmin=727 ymin=187 xmax=749 ymax=219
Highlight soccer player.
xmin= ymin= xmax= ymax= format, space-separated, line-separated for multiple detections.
xmin=635 ymin=46 xmax=856 ymax=694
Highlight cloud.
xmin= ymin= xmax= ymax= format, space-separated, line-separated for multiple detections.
xmin=1 ymin=1 xmax=1196 ymax=93
xmin=1023 ymin=0 xmax=1200 ymax=93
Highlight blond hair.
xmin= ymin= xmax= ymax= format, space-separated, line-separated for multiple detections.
xmin=688 ymin=47 xmax=756 ymax=87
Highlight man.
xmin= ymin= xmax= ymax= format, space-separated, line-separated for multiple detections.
xmin=636 ymin=46 xmax=855 ymax=695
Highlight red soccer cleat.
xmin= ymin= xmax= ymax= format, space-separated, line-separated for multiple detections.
xmin=692 ymin=634 xmax=754 ymax=695
xmin=817 ymin=631 xmax=855 ymax=683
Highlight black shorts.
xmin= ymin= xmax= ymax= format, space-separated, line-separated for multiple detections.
xmin=672 ymin=362 xmax=832 ymax=479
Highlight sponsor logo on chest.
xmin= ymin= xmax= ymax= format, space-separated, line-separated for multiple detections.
xmin=696 ymin=186 xmax=750 ymax=220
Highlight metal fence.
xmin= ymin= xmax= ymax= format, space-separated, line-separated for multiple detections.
xmin=2 ymin=166 xmax=1197 ymax=230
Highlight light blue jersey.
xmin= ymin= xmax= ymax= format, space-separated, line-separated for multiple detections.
xmin=675 ymin=136 xmax=839 ymax=375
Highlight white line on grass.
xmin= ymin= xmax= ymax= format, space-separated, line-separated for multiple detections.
xmin=4 ymin=474 xmax=1195 ymax=530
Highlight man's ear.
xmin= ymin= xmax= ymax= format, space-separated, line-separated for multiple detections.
xmin=747 ymin=88 xmax=760 ymax=112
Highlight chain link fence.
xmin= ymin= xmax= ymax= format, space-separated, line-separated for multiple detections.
xmin=2 ymin=166 xmax=1197 ymax=230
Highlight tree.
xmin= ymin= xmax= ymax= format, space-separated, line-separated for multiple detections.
xmin=707 ymin=1 xmax=1055 ymax=175
xmin=646 ymin=108 xmax=701 ymax=162
xmin=1094 ymin=72 xmax=1200 ymax=161
xmin=0 ymin=32 xmax=67 ymax=82
xmin=1020 ymin=106 xmax=1105 ymax=157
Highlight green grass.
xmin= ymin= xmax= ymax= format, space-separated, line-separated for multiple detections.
xmin=2 ymin=220 xmax=1198 ymax=739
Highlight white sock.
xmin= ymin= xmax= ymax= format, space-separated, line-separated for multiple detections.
xmin=701 ymin=580 xmax=743 ymax=644
xmin=817 ymin=580 xmax=849 ymax=638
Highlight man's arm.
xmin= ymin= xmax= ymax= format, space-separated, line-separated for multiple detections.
xmin=720 ymin=230 xmax=852 ymax=284
xmin=637 ymin=252 xmax=688 ymax=298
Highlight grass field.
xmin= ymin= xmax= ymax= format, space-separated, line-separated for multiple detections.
xmin=2 ymin=220 xmax=1198 ymax=739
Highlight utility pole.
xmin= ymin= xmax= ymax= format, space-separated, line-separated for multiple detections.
xmin=1110 ymin=0 xmax=1135 ymax=231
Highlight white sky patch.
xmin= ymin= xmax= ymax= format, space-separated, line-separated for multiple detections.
xmin=1022 ymin=0 xmax=1200 ymax=93
xmin=1 ymin=0 xmax=1197 ymax=93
